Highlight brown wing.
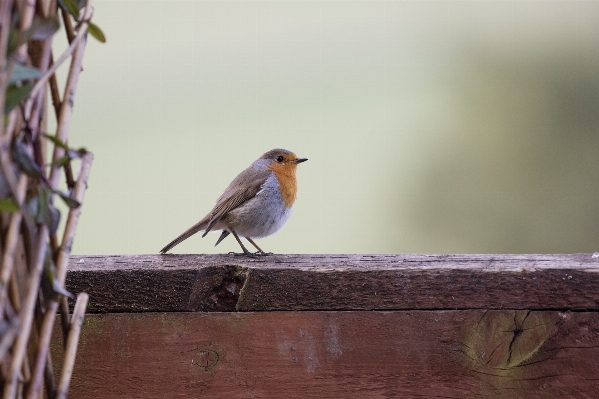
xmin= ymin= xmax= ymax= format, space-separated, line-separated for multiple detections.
xmin=201 ymin=168 xmax=270 ymax=236
xmin=159 ymin=166 xmax=269 ymax=254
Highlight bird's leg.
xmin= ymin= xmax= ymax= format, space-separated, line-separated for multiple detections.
xmin=229 ymin=228 xmax=253 ymax=256
xmin=245 ymin=237 xmax=272 ymax=255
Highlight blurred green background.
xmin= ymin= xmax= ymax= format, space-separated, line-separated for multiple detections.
xmin=55 ymin=1 xmax=599 ymax=255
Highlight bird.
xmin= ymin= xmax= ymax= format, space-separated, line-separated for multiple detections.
xmin=159 ymin=148 xmax=307 ymax=256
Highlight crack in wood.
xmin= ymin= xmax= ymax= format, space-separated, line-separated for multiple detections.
xmin=503 ymin=355 xmax=554 ymax=369
xmin=506 ymin=310 xmax=530 ymax=365
xmin=485 ymin=341 xmax=505 ymax=366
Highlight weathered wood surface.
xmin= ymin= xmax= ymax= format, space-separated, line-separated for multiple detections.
xmin=66 ymin=254 xmax=599 ymax=312
xmin=52 ymin=310 xmax=599 ymax=398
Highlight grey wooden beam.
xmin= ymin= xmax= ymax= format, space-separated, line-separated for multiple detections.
xmin=66 ymin=253 xmax=599 ymax=312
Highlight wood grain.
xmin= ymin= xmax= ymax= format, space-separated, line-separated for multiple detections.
xmin=66 ymin=254 xmax=599 ymax=312
xmin=51 ymin=310 xmax=599 ymax=398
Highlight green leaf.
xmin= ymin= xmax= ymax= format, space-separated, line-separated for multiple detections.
xmin=53 ymin=189 xmax=81 ymax=208
xmin=5 ymin=82 xmax=34 ymax=114
xmin=11 ymin=141 xmax=43 ymax=177
xmin=27 ymin=195 xmax=39 ymax=218
xmin=87 ymin=22 xmax=106 ymax=43
xmin=7 ymin=27 xmax=19 ymax=56
xmin=51 ymin=150 xmax=85 ymax=167
xmin=30 ymin=16 xmax=60 ymax=41
xmin=42 ymin=248 xmax=73 ymax=303
xmin=58 ymin=0 xmax=80 ymax=19
xmin=7 ymin=17 xmax=60 ymax=56
xmin=35 ymin=187 xmax=61 ymax=234
xmin=0 ymin=198 xmax=19 ymax=212
xmin=41 ymin=249 xmax=56 ymax=301
xmin=43 ymin=134 xmax=69 ymax=151
xmin=52 ymin=279 xmax=73 ymax=298
xmin=44 ymin=136 xmax=87 ymax=167
xmin=48 ymin=204 xmax=60 ymax=234
xmin=51 ymin=155 xmax=71 ymax=167
xmin=74 ymin=148 xmax=87 ymax=157
xmin=9 ymin=64 xmax=42 ymax=84
xmin=35 ymin=186 xmax=51 ymax=225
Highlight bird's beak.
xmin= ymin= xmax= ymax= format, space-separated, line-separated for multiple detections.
xmin=294 ymin=158 xmax=308 ymax=164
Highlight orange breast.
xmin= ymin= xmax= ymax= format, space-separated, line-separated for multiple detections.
xmin=266 ymin=163 xmax=298 ymax=208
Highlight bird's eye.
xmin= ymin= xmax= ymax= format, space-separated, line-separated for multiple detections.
xmin=276 ymin=155 xmax=284 ymax=162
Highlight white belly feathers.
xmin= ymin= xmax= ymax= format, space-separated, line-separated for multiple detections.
xmin=224 ymin=173 xmax=294 ymax=239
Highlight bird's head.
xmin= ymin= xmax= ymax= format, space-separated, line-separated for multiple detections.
xmin=261 ymin=149 xmax=308 ymax=174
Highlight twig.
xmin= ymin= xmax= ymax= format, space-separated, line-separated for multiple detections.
xmin=61 ymin=7 xmax=76 ymax=44
xmin=26 ymin=152 xmax=93 ymax=399
xmin=0 ymin=111 xmax=22 ymax=201
xmin=0 ymin=103 xmax=17 ymax=147
xmin=50 ymin=233 xmax=60 ymax=259
xmin=0 ymin=175 xmax=28 ymax=316
xmin=25 ymin=0 xmax=94 ymax=390
xmin=56 ymin=292 xmax=88 ymax=399
xmin=16 ymin=0 xmax=36 ymax=60
xmin=56 ymin=152 xmax=93 ymax=279
xmin=2 ymin=224 xmax=48 ymax=399
xmin=0 ymin=315 xmax=19 ymax=361
xmin=28 ymin=2 xmax=56 ymax=141
xmin=55 ymin=153 xmax=93 ymax=337
xmin=21 ymin=349 xmax=32 ymax=386
xmin=28 ymin=10 xmax=92 ymax=108
xmin=0 ymin=0 xmax=15 ymax=137
xmin=0 ymin=111 xmax=26 ymax=321
xmin=0 ymin=152 xmax=22 ymax=205
xmin=59 ymin=296 xmax=70 ymax=343
xmin=10 ymin=0 xmax=37 ymax=128
xmin=48 ymin=57 xmax=62 ymax=116
xmin=44 ymin=352 xmax=57 ymax=399
xmin=25 ymin=300 xmax=56 ymax=399
xmin=1 ymin=3 xmax=94 ymax=397
xmin=8 ymin=265 xmax=20 ymax=311
xmin=26 ymin=301 xmax=58 ymax=399
xmin=48 ymin=10 xmax=92 ymax=189
xmin=64 ymin=157 xmax=75 ymax=189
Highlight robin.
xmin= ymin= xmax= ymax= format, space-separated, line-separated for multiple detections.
xmin=159 ymin=148 xmax=308 ymax=256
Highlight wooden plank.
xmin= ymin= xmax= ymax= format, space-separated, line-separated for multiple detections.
xmin=51 ymin=310 xmax=599 ymax=398
xmin=66 ymin=254 xmax=599 ymax=312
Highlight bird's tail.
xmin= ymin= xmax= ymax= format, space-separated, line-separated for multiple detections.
xmin=159 ymin=219 xmax=208 ymax=254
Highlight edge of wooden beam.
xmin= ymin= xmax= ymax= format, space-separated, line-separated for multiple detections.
xmin=66 ymin=254 xmax=599 ymax=312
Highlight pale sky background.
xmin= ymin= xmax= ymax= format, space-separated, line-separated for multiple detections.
xmin=53 ymin=1 xmax=599 ymax=255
